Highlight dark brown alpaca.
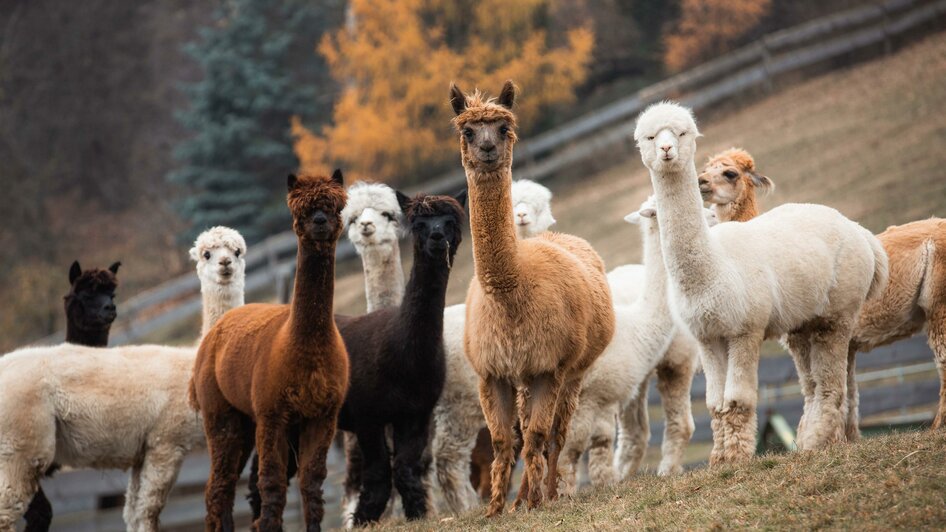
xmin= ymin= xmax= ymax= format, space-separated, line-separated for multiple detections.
xmin=24 ymin=260 xmax=120 ymax=532
xmin=190 ymin=171 xmax=350 ymax=532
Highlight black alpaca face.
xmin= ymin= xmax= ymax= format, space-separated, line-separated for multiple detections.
xmin=66 ymin=261 xmax=119 ymax=331
xmin=399 ymin=191 xmax=467 ymax=262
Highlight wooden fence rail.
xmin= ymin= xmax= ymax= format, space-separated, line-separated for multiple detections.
xmin=30 ymin=0 xmax=946 ymax=348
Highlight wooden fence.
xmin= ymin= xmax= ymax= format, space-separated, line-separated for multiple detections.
xmin=32 ymin=0 xmax=946 ymax=348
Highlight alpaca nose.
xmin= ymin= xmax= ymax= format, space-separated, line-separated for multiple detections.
xmin=220 ymin=257 xmax=232 ymax=267
xmin=360 ymin=220 xmax=374 ymax=230
xmin=430 ymin=232 xmax=444 ymax=242
xmin=313 ymin=212 xmax=328 ymax=225
xmin=104 ymin=302 xmax=116 ymax=313
xmin=661 ymin=144 xmax=673 ymax=153
xmin=517 ymin=212 xmax=527 ymax=222
xmin=481 ymin=142 xmax=495 ymax=153
xmin=698 ymin=177 xmax=709 ymax=188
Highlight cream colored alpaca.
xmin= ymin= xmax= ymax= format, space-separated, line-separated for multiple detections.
xmin=557 ymin=197 xmax=717 ymax=495
xmin=0 ymin=227 xmax=245 ymax=532
xmin=451 ymin=81 xmax=615 ymax=515
xmin=635 ymin=102 xmax=888 ymax=464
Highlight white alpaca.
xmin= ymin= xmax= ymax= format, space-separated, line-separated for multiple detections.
xmin=511 ymin=179 xmax=556 ymax=239
xmin=341 ymin=181 xmax=406 ymax=312
xmin=557 ymin=197 xmax=716 ymax=495
xmin=634 ymin=102 xmax=888 ymax=463
xmin=0 ymin=227 xmax=246 ymax=532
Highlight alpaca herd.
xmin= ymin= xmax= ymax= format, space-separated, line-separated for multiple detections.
xmin=1 ymin=81 xmax=943 ymax=532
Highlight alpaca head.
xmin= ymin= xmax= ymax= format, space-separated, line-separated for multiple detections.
xmin=698 ymin=148 xmax=774 ymax=206
xmin=398 ymin=190 xmax=467 ymax=267
xmin=450 ymin=80 xmax=518 ymax=174
xmin=511 ymin=179 xmax=556 ymax=239
xmin=341 ymin=182 xmax=403 ymax=257
xmin=634 ymin=102 xmax=700 ymax=173
xmin=624 ymin=195 xmax=718 ymax=228
xmin=65 ymin=260 xmax=120 ymax=333
xmin=190 ymin=226 xmax=247 ymax=288
xmin=287 ymin=169 xmax=348 ymax=249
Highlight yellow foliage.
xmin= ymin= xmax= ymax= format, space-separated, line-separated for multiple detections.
xmin=664 ymin=0 xmax=772 ymax=72
xmin=296 ymin=0 xmax=594 ymax=183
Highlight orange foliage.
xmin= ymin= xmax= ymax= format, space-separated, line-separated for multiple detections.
xmin=664 ymin=0 xmax=772 ymax=72
xmin=294 ymin=0 xmax=594 ymax=182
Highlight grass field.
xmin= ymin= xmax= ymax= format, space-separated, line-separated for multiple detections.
xmin=376 ymin=429 xmax=946 ymax=531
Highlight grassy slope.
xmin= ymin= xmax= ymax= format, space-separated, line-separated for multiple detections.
xmin=382 ymin=430 xmax=946 ymax=531
xmin=332 ymin=31 xmax=946 ymax=316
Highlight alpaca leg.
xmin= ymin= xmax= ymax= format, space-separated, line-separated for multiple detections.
xmin=0 ymin=462 xmax=41 ymax=532
xmin=701 ymin=339 xmax=728 ymax=467
xmin=512 ymin=388 xmax=532 ymax=511
xmin=479 ymin=377 xmax=517 ymax=518
xmin=585 ymin=403 xmax=618 ymax=488
xmin=546 ymin=376 xmax=583 ymax=501
xmin=784 ymin=332 xmax=815 ymax=445
xmin=929 ymin=307 xmax=946 ymax=430
xmin=340 ymin=431 xmax=362 ymax=527
xmin=803 ymin=325 xmax=851 ymax=450
xmin=432 ymin=403 xmax=481 ymax=513
xmin=615 ymin=378 xmax=650 ymax=480
xmin=518 ymin=373 xmax=560 ymax=510
xmin=203 ymin=407 xmax=254 ymax=532
xmin=297 ymin=418 xmax=338 ymax=532
xmin=392 ymin=418 xmax=432 ymax=520
xmin=470 ymin=428 xmax=494 ymax=501
xmin=352 ymin=427 xmax=392 ymax=525
xmin=130 ymin=444 xmax=191 ymax=532
xmin=123 ymin=466 xmax=142 ymax=530
xmin=655 ymin=359 xmax=696 ymax=476
xmin=721 ymin=333 xmax=762 ymax=463
xmin=555 ymin=396 xmax=594 ymax=497
xmin=845 ymin=345 xmax=861 ymax=441
xmin=23 ymin=487 xmax=53 ymax=532
xmin=254 ymin=416 xmax=291 ymax=532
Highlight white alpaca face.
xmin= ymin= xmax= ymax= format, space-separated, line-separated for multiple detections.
xmin=190 ymin=228 xmax=246 ymax=286
xmin=634 ymin=103 xmax=700 ymax=173
xmin=511 ymin=180 xmax=556 ymax=239
xmin=344 ymin=205 xmax=400 ymax=254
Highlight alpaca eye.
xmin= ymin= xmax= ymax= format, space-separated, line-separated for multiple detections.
xmin=723 ymin=170 xmax=739 ymax=179
xmin=203 ymin=251 xmax=211 ymax=260
xmin=679 ymin=131 xmax=686 ymax=137
xmin=235 ymin=249 xmax=242 ymax=257
xmin=646 ymin=136 xmax=655 ymax=141
xmin=463 ymin=128 xmax=474 ymax=140
xmin=499 ymin=125 xmax=509 ymax=136
xmin=383 ymin=212 xmax=396 ymax=222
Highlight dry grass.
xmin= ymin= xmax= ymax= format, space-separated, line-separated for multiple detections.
xmin=374 ymin=430 xmax=946 ymax=531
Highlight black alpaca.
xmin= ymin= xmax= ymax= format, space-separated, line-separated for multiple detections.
xmin=247 ymin=191 xmax=465 ymax=525
xmin=24 ymin=260 xmax=120 ymax=532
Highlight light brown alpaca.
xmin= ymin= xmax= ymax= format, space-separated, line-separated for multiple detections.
xmin=698 ymin=147 xmax=774 ymax=222
xmin=450 ymin=81 xmax=615 ymax=516
xmin=850 ymin=218 xmax=946 ymax=434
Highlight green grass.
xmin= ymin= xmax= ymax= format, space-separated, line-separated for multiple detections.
xmin=374 ymin=430 xmax=946 ymax=531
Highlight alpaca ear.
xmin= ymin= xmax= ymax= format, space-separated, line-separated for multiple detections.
xmin=395 ymin=190 xmax=412 ymax=214
xmin=640 ymin=208 xmax=657 ymax=218
xmin=449 ymin=83 xmax=466 ymax=116
xmin=498 ymin=80 xmax=517 ymax=110
xmin=750 ymin=172 xmax=775 ymax=195
xmin=331 ymin=168 xmax=344 ymax=186
xmin=453 ymin=189 xmax=468 ymax=210
xmin=287 ymin=173 xmax=299 ymax=192
xmin=623 ymin=212 xmax=641 ymax=225
xmin=69 ymin=261 xmax=82 ymax=284
xmin=108 ymin=261 xmax=121 ymax=275
xmin=189 ymin=246 xmax=200 ymax=262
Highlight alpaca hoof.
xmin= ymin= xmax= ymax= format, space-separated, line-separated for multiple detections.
xmin=932 ymin=413 xmax=944 ymax=431
xmin=485 ymin=502 xmax=504 ymax=518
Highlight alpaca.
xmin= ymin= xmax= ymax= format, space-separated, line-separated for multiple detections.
xmin=558 ymin=197 xmax=719 ymax=494
xmin=450 ymin=81 xmax=615 ymax=515
xmin=698 ymin=147 xmax=774 ymax=222
xmin=64 ymin=260 xmax=121 ymax=346
xmin=0 ymin=227 xmax=246 ymax=532
xmin=23 ymin=260 xmax=121 ymax=532
xmin=634 ymin=101 xmax=887 ymax=463
xmin=434 ymin=179 xmax=555 ymax=513
xmin=190 ymin=172 xmax=348 ymax=531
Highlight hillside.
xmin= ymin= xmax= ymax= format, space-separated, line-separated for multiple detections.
xmin=332 ymin=30 xmax=946 ymax=317
xmin=378 ymin=430 xmax=946 ymax=530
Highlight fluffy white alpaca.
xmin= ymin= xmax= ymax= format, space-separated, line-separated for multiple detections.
xmin=341 ymin=182 xmax=406 ymax=312
xmin=0 ymin=227 xmax=246 ymax=532
xmin=634 ymin=102 xmax=888 ymax=463
xmin=511 ymin=179 xmax=556 ymax=239
xmin=557 ymin=197 xmax=716 ymax=494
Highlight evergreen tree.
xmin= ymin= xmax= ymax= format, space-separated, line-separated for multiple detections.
xmin=169 ymin=0 xmax=340 ymax=243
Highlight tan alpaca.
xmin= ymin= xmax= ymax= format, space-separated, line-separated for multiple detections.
xmin=698 ymin=148 xmax=774 ymax=222
xmin=450 ymin=81 xmax=615 ymax=516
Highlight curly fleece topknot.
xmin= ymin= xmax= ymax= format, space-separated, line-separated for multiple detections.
xmin=452 ymin=89 xmax=518 ymax=142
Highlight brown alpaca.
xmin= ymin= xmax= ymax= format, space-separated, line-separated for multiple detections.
xmin=850 ymin=218 xmax=946 ymax=433
xmin=189 ymin=171 xmax=350 ymax=531
xmin=450 ymin=81 xmax=615 ymax=516
xmin=698 ymin=147 xmax=774 ymax=222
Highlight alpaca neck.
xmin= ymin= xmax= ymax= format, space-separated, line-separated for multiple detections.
xmin=399 ymin=243 xmax=452 ymax=343
xmin=200 ymin=282 xmax=245 ymax=340
xmin=65 ymin=322 xmax=110 ymax=347
xmin=360 ymin=243 xmax=405 ymax=313
xmin=465 ymin=166 xmax=520 ymax=294
xmin=637 ymin=221 xmax=669 ymax=309
xmin=288 ymin=241 xmax=337 ymax=341
xmin=713 ymin=191 xmax=758 ymax=223
xmin=650 ymin=162 xmax=722 ymax=291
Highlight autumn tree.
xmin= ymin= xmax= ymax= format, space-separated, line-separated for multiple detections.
xmin=664 ymin=0 xmax=772 ymax=72
xmin=293 ymin=0 xmax=594 ymax=183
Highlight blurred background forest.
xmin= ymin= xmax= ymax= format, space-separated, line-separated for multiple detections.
xmin=0 ymin=0 xmax=887 ymax=350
